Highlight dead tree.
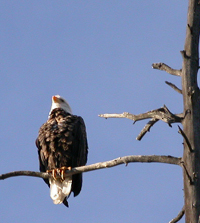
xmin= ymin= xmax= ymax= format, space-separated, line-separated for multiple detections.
xmin=101 ymin=0 xmax=200 ymax=221
xmin=0 ymin=0 xmax=200 ymax=222
xmin=181 ymin=1 xmax=200 ymax=222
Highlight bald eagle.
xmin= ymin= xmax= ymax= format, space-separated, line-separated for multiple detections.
xmin=36 ymin=95 xmax=88 ymax=207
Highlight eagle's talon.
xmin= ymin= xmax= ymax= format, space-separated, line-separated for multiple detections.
xmin=47 ymin=167 xmax=72 ymax=181
xmin=47 ymin=169 xmax=57 ymax=180
xmin=60 ymin=166 xmax=72 ymax=180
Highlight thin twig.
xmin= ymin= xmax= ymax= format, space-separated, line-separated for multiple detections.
xmin=169 ymin=206 xmax=185 ymax=223
xmin=152 ymin=63 xmax=182 ymax=76
xmin=181 ymin=162 xmax=194 ymax=185
xmin=0 ymin=155 xmax=182 ymax=181
xmin=136 ymin=118 xmax=159 ymax=141
xmin=178 ymin=125 xmax=194 ymax=152
xmin=165 ymin=81 xmax=182 ymax=94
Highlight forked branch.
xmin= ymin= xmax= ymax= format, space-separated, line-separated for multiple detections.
xmin=99 ymin=105 xmax=184 ymax=140
xmin=0 ymin=155 xmax=182 ymax=181
xmin=99 ymin=105 xmax=183 ymax=124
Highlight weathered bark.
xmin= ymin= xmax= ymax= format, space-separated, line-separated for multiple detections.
xmin=181 ymin=1 xmax=200 ymax=222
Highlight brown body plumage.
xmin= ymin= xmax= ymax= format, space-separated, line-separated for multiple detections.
xmin=36 ymin=96 xmax=88 ymax=207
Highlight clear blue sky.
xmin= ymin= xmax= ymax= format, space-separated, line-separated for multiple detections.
xmin=1 ymin=1 xmax=188 ymax=222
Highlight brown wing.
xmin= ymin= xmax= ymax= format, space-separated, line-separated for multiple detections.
xmin=36 ymin=128 xmax=50 ymax=186
xmin=72 ymin=116 xmax=88 ymax=167
xmin=71 ymin=116 xmax=88 ymax=196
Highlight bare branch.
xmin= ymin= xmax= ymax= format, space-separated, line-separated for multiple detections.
xmin=136 ymin=118 xmax=159 ymax=141
xmin=0 ymin=171 xmax=49 ymax=180
xmin=152 ymin=63 xmax=182 ymax=76
xmin=169 ymin=206 xmax=185 ymax=223
xmin=98 ymin=112 xmax=136 ymax=120
xmin=99 ymin=106 xmax=184 ymax=140
xmin=165 ymin=81 xmax=182 ymax=94
xmin=0 ymin=155 xmax=182 ymax=181
xmin=99 ymin=106 xmax=183 ymax=126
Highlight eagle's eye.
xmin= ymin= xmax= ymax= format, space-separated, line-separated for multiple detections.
xmin=60 ymin=99 xmax=64 ymax=103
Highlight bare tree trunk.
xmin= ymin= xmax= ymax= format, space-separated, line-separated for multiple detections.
xmin=182 ymin=1 xmax=200 ymax=222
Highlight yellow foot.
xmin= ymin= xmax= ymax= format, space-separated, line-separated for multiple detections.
xmin=47 ymin=167 xmax=72 ymax=181
xmin=47 ymin=169 xmax=57 ymax=180
xmin=59 ymin=166 xmax=72 ymax=181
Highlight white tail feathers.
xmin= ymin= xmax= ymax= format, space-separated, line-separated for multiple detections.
xmin=49 ymin=177 xmax=72 ymax=204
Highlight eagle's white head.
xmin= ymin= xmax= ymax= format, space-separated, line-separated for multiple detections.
xmin=49 ymin=95 xmax=72 ymax=116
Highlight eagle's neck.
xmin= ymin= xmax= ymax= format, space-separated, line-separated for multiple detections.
xmin=48 ymin=108 xmax=71 ymax=120
xmin=49 ymin=102 xmax=72 ymax=116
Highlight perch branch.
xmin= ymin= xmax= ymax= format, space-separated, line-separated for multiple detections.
xmin=0 ymin=171 xmax=49 ymax=180
xmin=99 ymin=105 xmax=184 ymax=140
xmin=169 ymin=206 xmax=185 ymax=223
xmin=152 ymin=63 xmax=182 ymax=76
xmin=165 ymin=81 xmax=182 ymax=94
xmin=0 ymin=155 xmax=182 ymax=181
